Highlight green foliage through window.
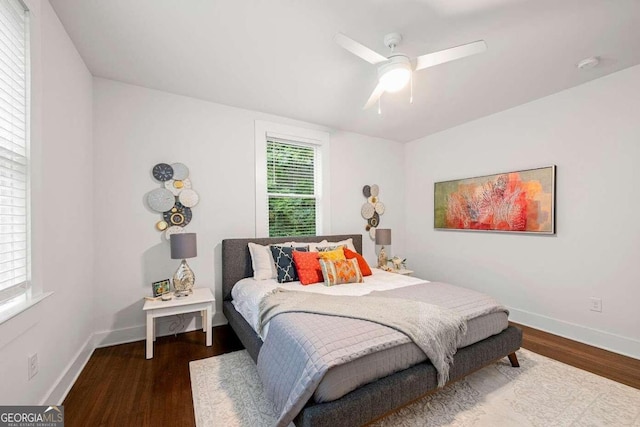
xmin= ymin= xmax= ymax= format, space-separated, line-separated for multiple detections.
xmin=267 ymin=140 xmax=317 ymax=237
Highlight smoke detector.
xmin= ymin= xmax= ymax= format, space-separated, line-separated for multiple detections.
xmin=576 ymin=56 xmax=600 ymax=70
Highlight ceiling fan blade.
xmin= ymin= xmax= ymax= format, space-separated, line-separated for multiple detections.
xmin=363 ymin=83 xmax=385 ymax=110
xmin=335 ymin=33 xmax=388 ymax=65
xmin=414 ymin=40 xmax=487 ymax=71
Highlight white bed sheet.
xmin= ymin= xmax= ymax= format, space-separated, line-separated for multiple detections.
xmin=231 ymin=268 xmax=428 ymax=338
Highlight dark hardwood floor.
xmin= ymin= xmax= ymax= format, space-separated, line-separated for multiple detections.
xmin=511 ymin=321 xmax=640 ymax=390
xmin=63 ymin=323 xmax=640 ymax=426
xmin=63 ymin=326 xmax=243 ymax=427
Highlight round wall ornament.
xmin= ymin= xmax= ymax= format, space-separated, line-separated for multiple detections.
xmin=163 ymin=203 xmax=192 ymax=227
xmin=368 ymin=212 xmax=380 ymax=227
xmin=164 ymin=225 xmax=185 ymax=240
xmin=361 ymin=203 xmax=375 ymax=219
xmin=171 ymin=163 xmax=189 ymax=180
xmin=179 ymin=189 xmax=199 ymax=208
xmin=152 ymin=163 xmax=174 ymax=182
xmin=147 ymin=188 xmax=176 ymax=212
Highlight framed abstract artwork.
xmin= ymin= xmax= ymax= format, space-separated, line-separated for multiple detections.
xmin=434 ymin=166 xmax=555 ymax=234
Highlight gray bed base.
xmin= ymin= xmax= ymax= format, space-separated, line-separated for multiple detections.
xmin=222 ymin=234 xmax=523 ymax=427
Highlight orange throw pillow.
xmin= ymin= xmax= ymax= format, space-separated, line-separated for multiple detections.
xmin=292 ymin=251 xmax=323 ymax=285
xmin=343 ymin=247 xmax=372 ymax=276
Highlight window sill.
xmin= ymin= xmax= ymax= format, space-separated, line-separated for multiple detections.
xmin=0 ymin=291 xmax=53 ymax=326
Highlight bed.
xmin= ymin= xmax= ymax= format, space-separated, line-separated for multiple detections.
xmin=222 ymin=234 xmax=523 ymax=427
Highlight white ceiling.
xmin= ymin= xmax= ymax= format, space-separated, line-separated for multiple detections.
xmin=50 ymin=0 xmax=640 ymax=142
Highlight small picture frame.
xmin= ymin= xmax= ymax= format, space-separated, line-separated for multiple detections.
xmin=152 ymin=279 xmax=171 ymax=297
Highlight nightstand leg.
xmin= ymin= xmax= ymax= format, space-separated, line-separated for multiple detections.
xmin=201 ymin=310 xmax=206 ymax=332
xmin=153 ymin=317 xmax=156 ymax=341
xmin=146 ymin=313 xmax=154 ymax=359
xmin=205 ymin=305 xmax=212 ymax=347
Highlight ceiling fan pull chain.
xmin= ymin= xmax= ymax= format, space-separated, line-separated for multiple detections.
xmin=410 ymin=72 xmax=414 ymax=104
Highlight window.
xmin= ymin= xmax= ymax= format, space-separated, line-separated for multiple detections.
xmin=267 ymin=139 xmax=317 ymax=236
xmin=255 ymin=121 xmax=330 ymax=237
xmin=0 ymin=0 xmax=30 ymax=305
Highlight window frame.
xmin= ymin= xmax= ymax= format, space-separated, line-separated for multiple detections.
xmin=255 ymin=120 xmax=330 ymax=238
xmin=0 ymin=0 xmax=49 ymax=325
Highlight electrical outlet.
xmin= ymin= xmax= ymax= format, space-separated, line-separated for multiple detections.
xmin=28 ymin=353 xmax=38 ymax=380
xmin=589 ymin=297 xmax=602 ymax=312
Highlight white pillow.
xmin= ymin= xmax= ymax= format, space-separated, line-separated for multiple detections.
xmin=315 ymin=238 xmax=357 ymax=252
xmin=248 ymin=242 xmax=277 ymax=280
xmin=307 ymin=240 xmax=327 ymax=252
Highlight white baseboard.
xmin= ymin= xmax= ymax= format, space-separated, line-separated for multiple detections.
xmin=509 ymin=307 xmax=640 ymax=360
xmin=42 ymin=333 xmax=95 ymax=405
xmin=94 ymin=316 xmax=228 ymax=349
xmin=41 ymin=314 xmax=229 ymax=404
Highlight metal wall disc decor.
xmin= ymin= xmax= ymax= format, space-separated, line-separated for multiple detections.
xmin=152 ymin=163 xmax=174 ymax=182
xmin=171 ymin=163 xmax=189 ymax=180
xmin=164 ymin=178 xmax=192 ymax=196
xmin=147 ymin=188 xmax=176 ymax=212
xmin=165 ymin=225 xmax=185 ymax=240
xmin=179 ymin=189 xmax=199 ymax=208
xmin=163 ymin=202 xmax=192 ymax=227
xmin=361 ymin=184 xmax=385 ymax=240
xmin=147 ymin=163 xmax=198 ymax=239
xmin=368 ymin=212 xmax=380 ymax=227
xmin=361 ymin=202 xmax=375 ymax=219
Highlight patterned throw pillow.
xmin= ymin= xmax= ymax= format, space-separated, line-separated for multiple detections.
xmin=292 ymin=251 xmax=323 ymax=285
xmin=318 ymin=258 xmax=364 ymax=286
xmin=343 ymin=247 xmax=372 ymax=276
xmin=317 ymin=247 xmax=346 ymax=261
xmin=316 ymin=245 xmax=345 ymax=252
xmin=270 ymin=245 xmax=309 ymax=283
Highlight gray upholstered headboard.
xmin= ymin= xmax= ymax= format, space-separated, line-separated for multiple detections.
xmin=221 ymin=234 xmax=363 ymax=301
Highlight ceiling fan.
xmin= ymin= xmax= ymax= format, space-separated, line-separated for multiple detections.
xmin=334 ymin=32 xmax=487 ymax=111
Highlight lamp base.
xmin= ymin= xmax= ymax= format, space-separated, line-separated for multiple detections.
xmin=173 ymin=259 xmax=195 ymax=295
xmin=377 ymin=246 xmax=388 ymax=268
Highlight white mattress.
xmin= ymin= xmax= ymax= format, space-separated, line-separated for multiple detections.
xmin=231 ymin=268 xmax=428 ymax=338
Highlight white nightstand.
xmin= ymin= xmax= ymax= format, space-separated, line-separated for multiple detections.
xmin=142 ymin=287 xmax=215 ymax=359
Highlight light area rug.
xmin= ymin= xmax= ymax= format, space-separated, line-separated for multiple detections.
xmin=190 ymin=348 xmax=640 ymax=427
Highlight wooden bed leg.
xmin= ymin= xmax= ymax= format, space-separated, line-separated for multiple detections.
xmin=508 ymin=352 xmax=520 ymax=367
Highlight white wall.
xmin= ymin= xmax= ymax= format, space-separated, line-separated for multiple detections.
xmin=0 ymin=0 xmax=94 ymax=404
xmin=405 ymin=65 xmax=640 ymax=358
xmin=92 ymin=78 xmax=405 ymax=345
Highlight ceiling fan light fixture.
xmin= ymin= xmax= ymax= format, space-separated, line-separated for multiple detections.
xmin=378 ymin=57 xmax=411 ymax=93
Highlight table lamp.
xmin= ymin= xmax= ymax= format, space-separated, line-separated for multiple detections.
xmin=170 ymin=232 xmax=197 ymax=296
xmin=375 ymin=228 xmax=391 ymax=268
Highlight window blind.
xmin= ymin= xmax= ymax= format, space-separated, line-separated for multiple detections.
xmin=0 ymin=0 xmax=28 ymax=295
xmin=267 ymin=139 xmax=317 ymax=237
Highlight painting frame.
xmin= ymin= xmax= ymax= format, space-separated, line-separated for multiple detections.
xmin=152 ymin=279 xmax=171 ymax=297
xmin=434 ymin=165 xmax=556 ymax=235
